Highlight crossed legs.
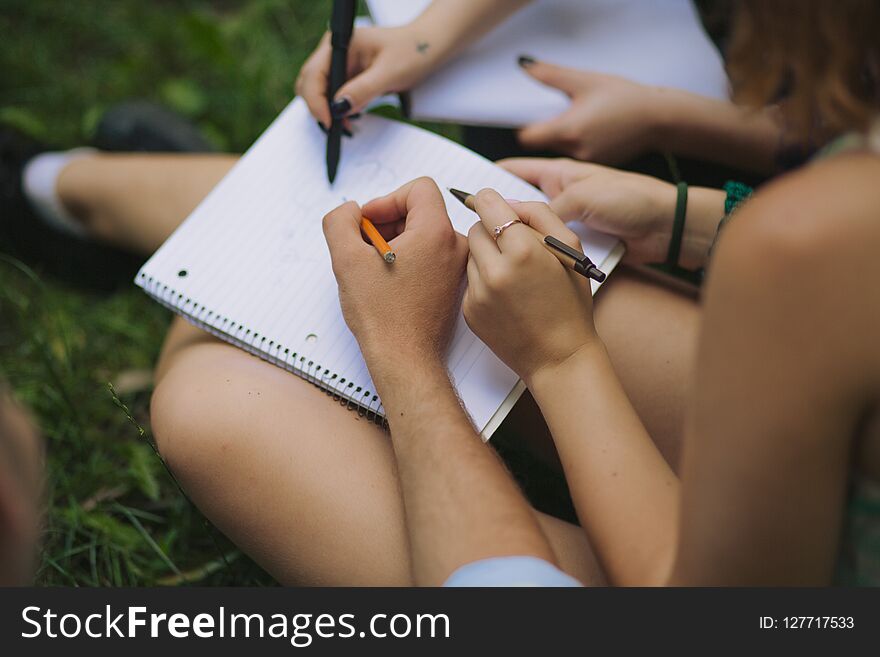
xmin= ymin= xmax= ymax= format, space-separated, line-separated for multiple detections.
xmin=58 ymin=152 xmax=699 ymax=585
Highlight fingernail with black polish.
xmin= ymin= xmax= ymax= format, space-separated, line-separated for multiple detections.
xmin=342 ymin=127 xmax=353 ymax=138
xmin=517 ymin=55 xmax=536 ymax=68
xmin=330 ymin=97 xmax=352 ymax=118
xmin=348 ymin=113 xmax=362 ymax=120
xmin=317 ymin=121 xmax=328 ymax=134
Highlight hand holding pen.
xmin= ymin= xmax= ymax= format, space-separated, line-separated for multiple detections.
xmin=456 ymin=188 xmax=602 ymax=384
xmin=360 ymin=186 xmax=607 ymax=282
xmin=325 ymin=0 xmax=358 ymax=183
xmin=449 ymin=188 xmax=605 ymax=282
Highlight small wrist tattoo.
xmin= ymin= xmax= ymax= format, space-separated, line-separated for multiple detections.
xmin=416 ymin=41 xmax=430 ymax=54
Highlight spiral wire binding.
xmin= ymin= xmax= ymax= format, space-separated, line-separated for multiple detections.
xmin=137 ymin=272 xmax=387 ymax=426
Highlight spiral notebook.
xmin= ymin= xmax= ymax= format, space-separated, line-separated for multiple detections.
xmin=366 ymin=0 xmax=728 ymax=126
xmin=135 ymin=98 xmax=623 ymax=437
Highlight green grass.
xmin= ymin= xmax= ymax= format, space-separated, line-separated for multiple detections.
xmin=0 ymin=0 xmax=352 ymax=586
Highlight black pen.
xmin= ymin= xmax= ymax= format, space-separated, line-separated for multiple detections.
xmin=326 ymin=0 xmax=357 ymax=183
xmin=448 ymin=188 xmax=606 ymax=283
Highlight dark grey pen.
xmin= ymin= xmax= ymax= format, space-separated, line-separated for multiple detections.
xmin=447 ymin=187 xmax=606 ymax=283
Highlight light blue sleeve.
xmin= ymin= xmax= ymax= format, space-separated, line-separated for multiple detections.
xmin=443 ymin=556 xmax=583 ymax=587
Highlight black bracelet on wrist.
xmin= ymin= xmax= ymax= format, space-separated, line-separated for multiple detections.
xmin=664 ymin=181 xmax=688 ymax=270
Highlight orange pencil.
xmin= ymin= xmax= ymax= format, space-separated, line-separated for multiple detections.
xmin=360 ymin=216 xmax=396 ymax=263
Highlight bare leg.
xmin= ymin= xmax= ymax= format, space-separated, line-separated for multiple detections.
xmin=150 ymin=269 xmax=696 ymax=585
xmin=593 ymin=268 xmax=698 ymax=468
xmin=152 ymin=319 xmax=604 ymax=585
xmin=505 ymin=267 xmax=698 ymax=473
xmin=57 ymin=153 xmax=236 ymax=254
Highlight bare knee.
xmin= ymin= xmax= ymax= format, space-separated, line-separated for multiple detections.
xmin=149 ymin=345 xmax=235 ymax=476
xmin=150 ymin=321 xmax=231 ymax=467
xmin=150 ymin=360 xmax=206 ymax=471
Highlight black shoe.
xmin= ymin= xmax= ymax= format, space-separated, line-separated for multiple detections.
xmin=92 ymin=101 xmax=215 ymax=153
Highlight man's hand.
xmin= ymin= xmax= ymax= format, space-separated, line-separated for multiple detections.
xmin=323 ymin=177 xmax=469 ymax=378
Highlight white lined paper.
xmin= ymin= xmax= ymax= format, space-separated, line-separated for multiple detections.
xmin=136 ymin=98 xmax=619 ymax=432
